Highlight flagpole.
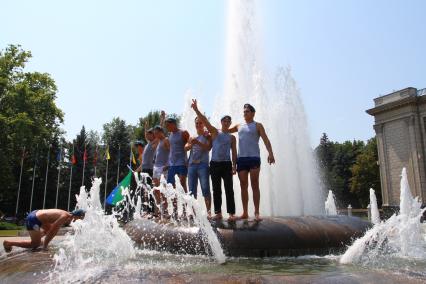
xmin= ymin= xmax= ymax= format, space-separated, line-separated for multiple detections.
xmin=116 ymin=144 xmax=120 ymax=186
xmin=82 ymin=143 xmax=86 ymax=186
xmin=29 ymin=145 xmax=38 ymax=212
xmin=55 ymin=145 xmax=63 ymax=208
xmin=104 ymin=145 xmax=109 ymax=209
xmin=129 ymin=142 xmax=132 ymax=171
xmin=43 ymin=144 xmax=51 ymax=209
xmin=94 ymin=144 xmax=98 ymax=177
xmin=67 ymin=143 xmax=74 ymax=211
xmin=15 ymin=146 xmax=25 ymax=216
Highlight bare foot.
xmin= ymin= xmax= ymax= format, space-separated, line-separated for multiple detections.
xmin=3 ymin=241 xmax=12 ymax=253
xmin=228 ymin=215 xmax=236 ymax=222
xmin=237 ymin=214 xmax=249 ymax=220
xmin=212 ymin=214 xmax=223 ymax=221
xmin=254 ymin=213 xmax=263 ymax=221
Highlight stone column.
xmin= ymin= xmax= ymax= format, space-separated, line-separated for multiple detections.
xmin=373 ymin=123 xmax=389 ymax=207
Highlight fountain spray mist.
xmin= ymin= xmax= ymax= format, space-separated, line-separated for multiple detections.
xmin=182 ymin=0 xmax=324 ymax=216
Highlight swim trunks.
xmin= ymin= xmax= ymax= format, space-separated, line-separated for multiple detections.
xmin=25 ymin=210 xmax=42 ymax=231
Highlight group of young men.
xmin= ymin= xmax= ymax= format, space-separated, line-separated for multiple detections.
xmin=2 ymin=100 xmax=275 ymax=254
xmin=137 ymin=100 xmax=275 ymax=221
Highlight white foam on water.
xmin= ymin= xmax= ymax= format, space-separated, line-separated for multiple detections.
xmin=48 ymin=178 xmax=136 ymax=283
xmin=340 ymin=168 xmax=426 ymax=265
xmin=325 ymin=190 xmax=337 ymax=215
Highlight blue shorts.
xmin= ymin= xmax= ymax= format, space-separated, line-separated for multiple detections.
xmin=188 ymin=163 xmax=210 ymax=198
xmin=236 ymin=157 xmax=261 ymax=172
xmin=25 ymin=210 xmax=42 ymax=231
xmin=167 ymin=165 xmax=188 ymax=184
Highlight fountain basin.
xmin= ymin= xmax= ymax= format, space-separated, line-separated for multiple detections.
xmin=124 ymin=215 xmax=371 ymax=257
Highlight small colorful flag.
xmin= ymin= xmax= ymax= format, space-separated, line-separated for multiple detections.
xmin=106 ymin=172 xmax=132 ymax=206
xmin=105 ymin=145 xmax=111 ymax=160
xmin=131 ymin=151 xmax=136 ymax=165
xmin=56 ymin=149 xmax=62 ymax=162
xmin=72 ymin=154 xmax=77 ymax=165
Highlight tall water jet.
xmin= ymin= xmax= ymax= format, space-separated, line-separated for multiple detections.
xmin=369 ymin=188 xmax=380 ymax=225
xmin=180 ymin=0 xmax=324 ymax=217
xmin=340 ymin=168 xmax=426 ymax=265
xmin=325 ymin=190 xmax=337 ymax=215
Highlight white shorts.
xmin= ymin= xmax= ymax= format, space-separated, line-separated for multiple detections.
xmin=153 ymin=166 xmax=167 ymax=179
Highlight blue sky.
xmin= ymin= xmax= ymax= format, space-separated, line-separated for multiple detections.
xmin=2 ymin=0 xmax=425 ymax=145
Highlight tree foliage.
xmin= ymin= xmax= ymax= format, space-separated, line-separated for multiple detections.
xmin=315 ymin=134 xmax=381 ymax=208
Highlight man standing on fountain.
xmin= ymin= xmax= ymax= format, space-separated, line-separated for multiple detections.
xmin=163 ymin=112 xmax=190 ymax=191
xmin=227 ymin=104 xmax=275 ymax=221
xmin=152 ymin=125 xmax=170 ymax=216
xmin=184 ymin=116 xmax=213 ymax=216
xmin=137 ymin=120 xmax=158 ymax=213
xmin=191 ymin=99 xmax=237 ymax=221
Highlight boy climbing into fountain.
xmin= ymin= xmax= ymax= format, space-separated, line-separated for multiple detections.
xmin=227 ymin=103 xmax=275 ymax=221
xmin=3 ymin=209 xmax=85 ymax=252
xmin=191 ymin=99 xmax=237 ymax=221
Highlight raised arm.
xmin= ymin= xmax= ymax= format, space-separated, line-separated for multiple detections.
xmin=160 ymin=110 xmax=166 ymax=128
xmin=144 ymin=120 xmax=150 ymax=141
xmin=227 ymin=124 xmax=239 ymax=133
xmin=231 ymin=135 xmax=237 ymax=174
xmin=43 ymin=212 xmax=72 ymax=249
xmin=257 ymin=123 xmax=275 ymax=164
xmin=191 ymin=99 xmax=218 ymax=138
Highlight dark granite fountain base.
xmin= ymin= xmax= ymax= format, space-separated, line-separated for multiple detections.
xmin=124 ymin=215 xmax=371 ymax=257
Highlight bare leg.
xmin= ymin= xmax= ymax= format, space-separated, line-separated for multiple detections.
xmin=238 ymin=170 xmax=249 ymax=219
xmin=153 ymin=178 xmax=162 ymax=217
xmin=204 ymin=197 xmax=211 ymax=218
xmin=250 ymin=168 xmax=262 ymax=221
xmin=3 ymin=230 xmax=42 ymax=251
xmin=177 ymin=174 xmax=188 ymax=218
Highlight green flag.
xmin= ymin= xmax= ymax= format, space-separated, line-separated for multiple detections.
xmin=106 ymin=171 xmax=132 ymax=206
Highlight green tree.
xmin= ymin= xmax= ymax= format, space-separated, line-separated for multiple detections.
xmin=350 ymin=138 xmax=381 ymax=207
xmin=0 ymin=45 xmax=64 ymax=216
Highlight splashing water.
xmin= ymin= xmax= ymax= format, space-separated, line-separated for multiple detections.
xmin=49 ymin=178 xmax=136 ymax=283
xmin=325 ymin=190 xmax=337 ymax=215
xmin=181 ymin=0 xmax=324 ymax=217
xmin=134 ymin=172 xmax=226 ymax=264
xmin=49 ymin=174 xmax=225 ymax=282
xmin=369 ymin=188 xmax=380 ymax=225
xmin=340 ymin=168 xmax=426 ymax=265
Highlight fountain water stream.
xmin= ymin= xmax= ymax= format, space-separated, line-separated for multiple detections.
xmin=340 ymin=168 xmax=426 ymax=265
xmin=325 ymin=190 xmax=337 ymax=215
xmin=181 ymin=0 xmax=324 ymax=217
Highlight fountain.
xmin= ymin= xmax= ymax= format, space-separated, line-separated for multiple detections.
xmin=2 ymin=1 xmax=426 ymax=283
xmin=340 ymin=168 xmax=426 ymax=265
xmin=124 ymin=0 xmax=371 ymax=257
xmin=325 ymin=190 xmax=338 ymax=215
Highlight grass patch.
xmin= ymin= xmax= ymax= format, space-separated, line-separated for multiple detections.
xmin=0 ymin=221 xmax=24 ymax=231
xmin=0 ymin=230 xmax=22 ymax=237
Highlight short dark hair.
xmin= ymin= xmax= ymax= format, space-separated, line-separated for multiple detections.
xmin=153 ymin=125 xmax=164 ymax=133
xmin=147 ymin=128 xmax=154 ymax=134
xmin=221 ymin=115 xmax=232 ymax=122
xmin=244 ymin=103 xmax=256 ymax=113
xmin=134 ymin=140 xmax=145 ymax=147
xmin=165 ymin=117 xmax=177 ymax=124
